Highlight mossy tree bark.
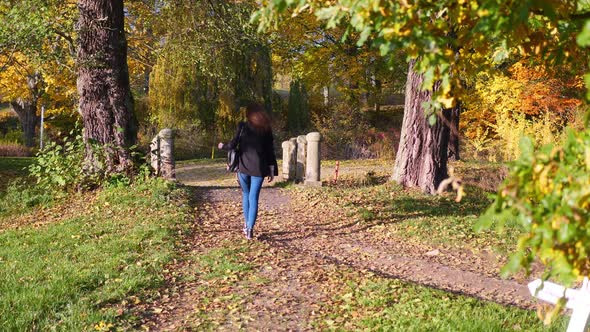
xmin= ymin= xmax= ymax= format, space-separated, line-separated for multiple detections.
xmin=392 ymin=60 xmax=451 ymax=194
xmin=77 ymin=0 xmax=137 ymax=173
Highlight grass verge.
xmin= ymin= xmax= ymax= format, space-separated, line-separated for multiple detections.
xmin=318 ymin=271 xmax=567 ymax=331
xmin=302 ymin=169 xmax=520 ymax=255
xmin=0 ymin=177 xmax=190 ymax=330
xmin=0 ymin=157 xmax=34 ymax=192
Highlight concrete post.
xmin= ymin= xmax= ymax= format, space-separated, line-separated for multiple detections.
xmin=281 ymin=141 xmax=290 ymax=180
xmin=288 ymin=138 xmax=297 ymax=180
xmin=158 ymin=128 xmax=176 ymax=180
xmin=296 ymin=135 xmax=307 ymax=183
xmin=289 ymin=138 xmax=297 ymax=180
xmin=282 ymin=139 xmax=297 ymax=181
xmin=305 ymin=132 xmax=322 ymax=187
xmin=150 ymin=135 xmax=161 ymax=175
xmin=150 ymin=129 xmax=175 ymax=180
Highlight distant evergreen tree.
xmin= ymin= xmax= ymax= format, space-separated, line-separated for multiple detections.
xmin=300 ymin=82 xmax=309 ymax=127
xmin=287 ymin=81 xmax=300 ymax=131
xmin=287 ymin=80 xmax=309 ymax=133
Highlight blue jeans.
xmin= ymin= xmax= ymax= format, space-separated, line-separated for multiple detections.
xmin=237 ymin=172 xmax=264 ymax=231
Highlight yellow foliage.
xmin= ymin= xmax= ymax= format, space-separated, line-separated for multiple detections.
xmin=125 ymin=1 xmax=158 ymax=92
xmin=466 ymin=127 xmax=494 ymax=161
xmin=0 ymin=53 xmax=32 ymax=101
xmin=0 ymin=52 xmax=77 ymax=116
xmin=463 ymin=60 xmax=583 ymax=161
xmin=491 ymin=111 xmax=558 ymax=161
xmin=217 ymin=93 xmax=245 ymax=139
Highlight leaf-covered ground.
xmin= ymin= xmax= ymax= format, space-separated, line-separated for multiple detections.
xmin=132 ymin=159 xmax=566 ymax=331
xmin=0 ymin=157 xmax=567 ymax=330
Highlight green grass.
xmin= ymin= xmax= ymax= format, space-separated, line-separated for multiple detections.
xmin=317 ymin=174 xmax=521 ymax=254
xmin=0 ymin=157 xmax=49 ymax=216
xmin=0 ymin=178 xmax=190 ymax=330
xmin=0 ymin=157 xmax=35 ymax=195
xmin=0 ymin=157 xmax=34 ymax=178
xmin=198 ymin=246 xmax=254 ymax=280
xmin=321 ymin=274 xmax=567 ymax=331
xmin=0 ymin=157 xmax=34 ymax=172
xmin=0 ymin=103 xmax=10 ymax=113
xmin=176 ymin=157 xmax=226 ymax=166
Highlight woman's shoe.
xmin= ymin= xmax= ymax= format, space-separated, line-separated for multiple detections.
xmin=243 ymin=226 xmax=248 ymax=236
xmin=246 ymin=228 xmax=254 ymax=240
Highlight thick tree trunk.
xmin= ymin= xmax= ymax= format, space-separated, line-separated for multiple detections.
xmin=448 ymin=103 xmax=461 ymax=161
xmin=10 ymin=72 xmax=42 ymax=147
xmin=77 ymin=0 xmax=137 ymax=173
xmin=392 ymin=60 xmax=451 ymax=194
xmin=10 ymin=100 xmax=38 ymax=147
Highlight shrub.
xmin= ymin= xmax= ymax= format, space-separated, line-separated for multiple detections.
xmin=491 ymin=110 xmax=559 ymax=161
xmin=0 ymin=134 xmax=88 ymax=214
xmin=28 ymin=134 xmax=88 ymax=193
xmin=1 ymin=129 xmax=24 ymax=144
xmin=0 ymin=112 xmax=20 ymax=136
xmin=477 ymin=129 xmax=590 ymax=286
xmin=1 ymin=135 xmax=154 ymax=215
xmin=463 ymin=110 xmax=561 ymax=162
xmin=314 ymin=103 xmax=395 ymax=160
xmin=0 ymin=142 xmax=33 ymax=157
xmin=0 ymin=180 xmax=53 ymax=214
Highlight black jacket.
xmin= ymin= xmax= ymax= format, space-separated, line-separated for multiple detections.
xmin=225 ymin=122 xmax=278 ymax=177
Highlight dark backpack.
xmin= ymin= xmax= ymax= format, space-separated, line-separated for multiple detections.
xmin=226 ymin=124 xmax=244 ymax=172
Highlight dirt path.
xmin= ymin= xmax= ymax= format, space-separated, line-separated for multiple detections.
xmin=138 ymin=160 xmax=538 ymax=330
xmin=138 ymin=184 xmax=349 ymax=331
xmin=260 ymin=193 xmax=534 ymax=309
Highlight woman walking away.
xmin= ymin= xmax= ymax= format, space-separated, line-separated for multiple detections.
xmin=218 ymin=103 xmax=278 ymax=240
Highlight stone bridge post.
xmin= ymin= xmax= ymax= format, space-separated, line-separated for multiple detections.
xmin=305 ymin=132 xmax=321 ymax=186
xmin=296 ymin=135 xmax=307 ymax=183
xmin=282 ymin=138 xmax=297 ymax=181
xmin=150 ymin=128 xmax=176 ymax=180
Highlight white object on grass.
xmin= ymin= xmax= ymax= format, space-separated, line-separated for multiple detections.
xmin=528 ymin=277 xmax=590 ymax=332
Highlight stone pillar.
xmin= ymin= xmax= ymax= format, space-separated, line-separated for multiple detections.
xmin=149 ymin=135 xmax=161 ymax=175
xmin=282 ymin=141 xmax=290 ymax=180
xmin=281 ymin=138 xmax=297 ymax=181
xmin=288 ymin=138 xmax=297 ymax=180
xmin=158 ymin=128 xmax=176 ymax=180
xmin=296 ymin=135 xmax=307 ymax=183
xmin=305 ymin=132 xmax=322 ymax=187
xmin=150 ymin=129 xmax=176 ymax=180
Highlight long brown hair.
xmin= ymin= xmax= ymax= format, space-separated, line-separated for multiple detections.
xmin=246 ymin=103 xmax=272 ymax=134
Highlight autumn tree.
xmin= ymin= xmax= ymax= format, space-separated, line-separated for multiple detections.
xmin=148 ymin=0 xmax=273 ymax=139
xmin=0 ymin=0 xmax=77 ymax=147
xmin=1 ymin=56 xmax=43 ymax=147
xmin=125 ymin=0 xmax=160 ymax=94
xmin=271 ymin=13 xmax=406 ymax=112
xmin=462 ymin=60 xmax=584 ymax=161
xmin=255 ymin=0 xmax=590 ymax=194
